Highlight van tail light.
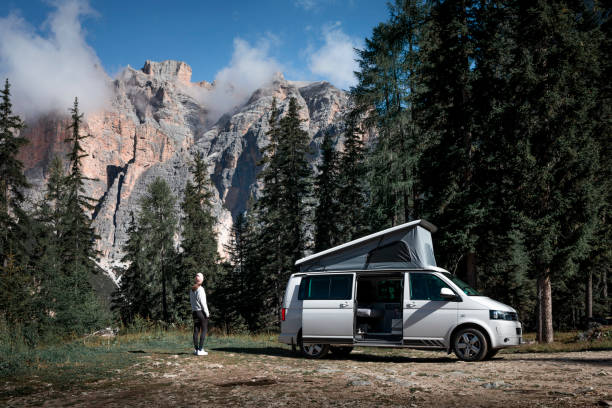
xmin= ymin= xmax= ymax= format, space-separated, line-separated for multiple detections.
xmin=281 ymin=308 xmax=286 ymax=321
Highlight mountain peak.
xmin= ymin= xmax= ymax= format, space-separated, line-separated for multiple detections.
xmin=272 ymin=71 xmax=285 ymax=82
xmin=142 ymin=60 xmax=192 ymax=84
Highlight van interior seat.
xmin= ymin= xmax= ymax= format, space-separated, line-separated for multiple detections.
xmin=355 ymin=277 xmax=403 ymax=339
xmin=356 ymin=307 xmax=384 ymax=318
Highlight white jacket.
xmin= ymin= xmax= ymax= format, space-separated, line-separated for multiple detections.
xmin=189 ymin=286 xmax=210 ymax=317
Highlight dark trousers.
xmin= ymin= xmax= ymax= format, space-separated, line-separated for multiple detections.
xmin=193 ymin=310 xmax=208 ymax=350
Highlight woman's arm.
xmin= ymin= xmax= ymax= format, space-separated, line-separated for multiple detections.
xmin=199 ymin=287 xmax=210 ymax=318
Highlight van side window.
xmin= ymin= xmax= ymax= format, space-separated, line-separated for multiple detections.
xmin=409 ymin=273 xmax=452 ymax=301
xmin=309 ymin=276 xmax=330 ymax=299
xmin=298 ymin=275 xmax=353 ymax=300
xmin=330 ymin=275 xmax=352 ymax=299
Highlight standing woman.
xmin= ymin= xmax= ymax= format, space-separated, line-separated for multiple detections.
xmin=190 ymin=272 xmax=210 ymax=356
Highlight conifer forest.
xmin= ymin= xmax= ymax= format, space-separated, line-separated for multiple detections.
xmin=1 ymin=0 xmax=610 ymax=347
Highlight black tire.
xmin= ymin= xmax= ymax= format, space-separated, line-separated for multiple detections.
xmin=453 ymin=327 xmax=489 ymax=362
xmin=484 ymin=349 xmax=499 ymax=360
xmin=330 ymin=346 xmax=353 ymax=357
xmin=300 ymin=343 xmax=330 ymax=359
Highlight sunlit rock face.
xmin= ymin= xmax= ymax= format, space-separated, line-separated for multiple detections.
xmin=18 ymin=60 xmax=350 ymax=280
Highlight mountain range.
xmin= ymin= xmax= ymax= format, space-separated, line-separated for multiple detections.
xmin=17 ymin=60 xmax=351 ymax=285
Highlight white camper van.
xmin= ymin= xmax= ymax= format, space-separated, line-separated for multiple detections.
xmin=278 ymin=220 xmax=522 ymax=362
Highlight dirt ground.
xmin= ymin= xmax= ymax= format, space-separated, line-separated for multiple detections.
xmin=3 ymin=347 xmax=611 ymax=407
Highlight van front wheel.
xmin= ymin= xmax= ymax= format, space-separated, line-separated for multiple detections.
xmin=301 ymin=343 xmax=330 ymax=359
xmin=453 ymin=328 xmax=488 ymax=362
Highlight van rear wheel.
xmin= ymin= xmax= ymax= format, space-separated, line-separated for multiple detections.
xmin=453 ymin=327 xmax=488 ymax=362
xmin=300 ymin=343 xmax=330 ymax=359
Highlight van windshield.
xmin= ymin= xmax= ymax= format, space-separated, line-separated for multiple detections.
xmin=441 ymin=273 xmax=481 ymax=296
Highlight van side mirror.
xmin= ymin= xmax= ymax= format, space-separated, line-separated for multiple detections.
xmin=440 ymin=287 xmax=458 ymax=300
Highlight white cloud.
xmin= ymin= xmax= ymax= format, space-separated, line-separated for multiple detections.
xmin=0 ymin=0 xmax=111 ymax=118
xmin=294 ymin=0 xmax=318 ymax=11
xmin=307 ymin=23 xmax=359 ymax=90
xmin=189 ymin=37 xmax=282 ymax=124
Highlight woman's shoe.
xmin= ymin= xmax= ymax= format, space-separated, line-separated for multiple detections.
xmin=197 ymin=349 xmax=208 ymax=356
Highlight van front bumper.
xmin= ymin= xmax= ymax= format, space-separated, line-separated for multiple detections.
xmin=492 ymin=321 xmax=522 ymax=348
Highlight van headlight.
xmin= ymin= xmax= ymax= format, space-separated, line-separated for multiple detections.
xmin=489 ymin=310 xmax=518 ymax=321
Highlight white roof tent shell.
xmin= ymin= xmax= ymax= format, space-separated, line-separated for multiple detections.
xmin=296 ymin=219 xmax=438 ymax=272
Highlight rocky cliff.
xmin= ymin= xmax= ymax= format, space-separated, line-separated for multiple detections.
xmin=18 ymin=60 xmax=350 ymax=282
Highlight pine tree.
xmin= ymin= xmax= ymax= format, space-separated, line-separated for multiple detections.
xmin=582 ymin=0 xmax=612 ymax=322
xmin=352 ymin=0 xmax=425 ymax=229
xmin=481 ymin=0 xmax=604 ymax=342
xmin=414 ymin=0 xmax=483 ymax=286
xmin=114 ymin=178 xmax=179 ymax=323
xmin=0 ymin=78 xmax=39 ymax=339
xmin=338 ymin=0 xmax=610 ymax=335
xmin=142 ymin=177 xmax=178 ymax=322
xmin=337 ymin=113 xmax=370 ymax=243
xmin=217 ymin=212 xmax=250 ymax=333
xmin=0 ymin=78 xmax=28 ymax=266
xmin=463 ymin=0 xmax=537 ymax=325
xmin=352 ymin=22 xmax=399 ymax=228
xmin=63 ymin=99 xmax=100 ymax=271
xmin=33 ymin=157 xmax=68 ymax=329
xmin=42 ymin=99 xmax=105 ymax=334
xmin=237 ymin=200 xmax=266 ymax=331
xmin=112 ymin=213 xmax=147 ymax=323
xmin=275 ymin=97 xmax=313 ymax=295
xmin=180 ymin=153 xmax=220 ymax=322
xmin=0 ymin=253 xmax=36 ymax=327
xmin=225 ymin=212 xmax=249 ymax=287
xmin=314 ymin=132 xmax=341 ymax=251
xmin=252 ymin=98 xmax=286 ymax=329
xmin=279 ymin=97 xmax=314 ymax=261
xmin=252 ymin=97 xmax=314 ymax=327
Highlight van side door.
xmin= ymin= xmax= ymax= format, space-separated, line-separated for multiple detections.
xmin=403 ymin=272 xmax=459 ymax=346
xmin=301 ymin=273 xmax=355 ymax=344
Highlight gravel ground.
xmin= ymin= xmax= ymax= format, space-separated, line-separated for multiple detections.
xmin=3 ymin=348 xmax=611 ymax=407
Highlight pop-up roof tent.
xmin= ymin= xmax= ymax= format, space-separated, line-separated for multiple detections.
xmin=296 ymin=219 xmax=438 ymax=272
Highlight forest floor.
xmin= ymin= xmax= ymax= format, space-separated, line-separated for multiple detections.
xmin=1 ymin=331 xmax=611 ymax=407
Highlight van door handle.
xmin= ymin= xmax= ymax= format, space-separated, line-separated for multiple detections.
xmin=339 ymin=302 xmax=349 ymax=308
xmin=406 ymin=302 xmax=416 ymax=308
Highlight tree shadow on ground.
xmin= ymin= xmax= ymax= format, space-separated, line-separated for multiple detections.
xmin=508 ymin=356 xmax=612 ymax=367
xmin=210 ymin=346 xmax=297 ymax=358
xmin=211 ymin=346 xmax=457 ymax=363
xmin=127 ymin=350 xmax=193 ymax=356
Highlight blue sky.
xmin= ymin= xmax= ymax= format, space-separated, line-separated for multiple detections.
xmin=0 ymin=0 xmax=388 ymax=85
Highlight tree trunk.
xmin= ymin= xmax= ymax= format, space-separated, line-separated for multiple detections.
xmin=586 ymin=270 xmax=593 ymax=320
xmin=537 ymin=272 xmax=554 ymax=343
xmin=161 ymin=247 xmax=168 ymax=323
xmin=537 ymin=278 xmax=543 ymax=342
xmin=603 ymin=269 xmax=608 ymax=315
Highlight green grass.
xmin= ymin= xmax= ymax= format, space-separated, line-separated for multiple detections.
xmin=0 ymin=328 xmax=290 ymax=401
xmin=501 ymin=325 xmax=612 ymax=354
xmin=1 ymin=325 xmax=610 ymax=397
xmin=0 ymin=328 xmax=285 ymax=377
